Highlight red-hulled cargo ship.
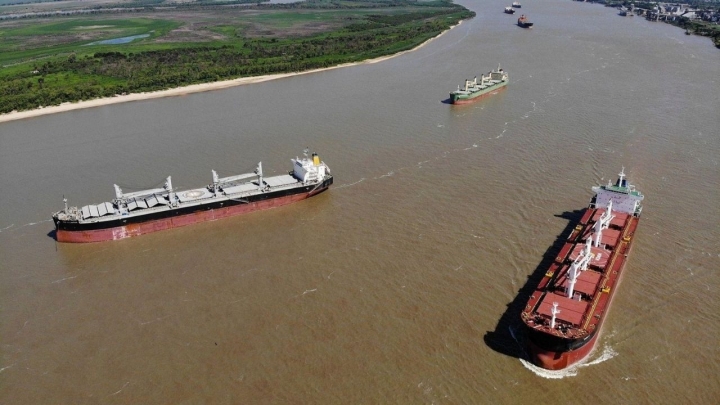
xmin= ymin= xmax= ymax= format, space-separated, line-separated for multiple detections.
xmin=52 ymin=150 xmax=332 ymax=243
xmin=521 ymin=168 xmax=644 ymax=370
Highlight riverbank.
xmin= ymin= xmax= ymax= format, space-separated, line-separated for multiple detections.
xmin=0 ymin=22 xmax=460 ymax=124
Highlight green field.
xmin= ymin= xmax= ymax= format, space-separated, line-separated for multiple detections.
xmin=0 ymin=18 xmax=181 ymax=66
xmin=0 ymin=0 xmax=42 ymax=4
xmin=0 ymin=0 xmax=475 ymax=113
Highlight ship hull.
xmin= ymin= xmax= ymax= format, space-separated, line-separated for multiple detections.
xmin=522 ymin=204 xmax=640 ymax=370
xmin=527 ymin=334 xmax=598 ymax=370
xmin=526 ymin=323 xmax=599 ymax=370
xmin=55 ymin=178 xmax=332 ymax=243
xmin=450 ymin=82 xmax=507 ymax=105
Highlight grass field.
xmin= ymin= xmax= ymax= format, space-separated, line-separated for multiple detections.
xmin=0 ymin=5 xmax=442 ymax=67
xmin=0 ymin=0 xmax=475 ymax=113
xmin=0 ymin=0 xmax=46 ymax=4
xmin=0 ymin=18 xmax=182 ymax=66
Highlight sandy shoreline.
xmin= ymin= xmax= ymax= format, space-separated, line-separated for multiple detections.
xmin=0 ymin=22 xmax=459 ymax=124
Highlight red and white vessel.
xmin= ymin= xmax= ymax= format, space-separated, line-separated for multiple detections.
xmin=521 ymin=168 xmax=644 ymax=370
xmin=52 ymin=150 xmax=332 ymax=243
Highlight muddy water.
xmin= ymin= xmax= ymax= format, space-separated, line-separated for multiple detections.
xmin=1 ymin=0 xmax=719 ymax=402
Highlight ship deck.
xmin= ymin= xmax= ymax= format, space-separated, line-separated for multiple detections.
xmin=75 ymin=174 xmax=303 ymax=224
xmin=554 ymin=266 xmax=602 ymax=297
xmin=522 ymin=206 xmax=639 ymax=333
xmin=536 ymin=293 xmax=589 ymax=326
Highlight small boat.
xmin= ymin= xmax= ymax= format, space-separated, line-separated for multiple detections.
xmin=517 ymin=15 xmax=534 ymax=28
xmin=505 ymin=6 xmax=516 ymax=14
xmin=512 ymin=1 xmax=522 ymax=8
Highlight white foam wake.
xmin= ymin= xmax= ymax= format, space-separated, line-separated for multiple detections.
xmin=520 ymin=344 xmax=619 ymax=379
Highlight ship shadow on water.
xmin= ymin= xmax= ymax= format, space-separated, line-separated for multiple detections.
xmin=483 ymin=209 xmax=585 ymax=360
xmin=440 ymin=98 xmax=453 ymax=105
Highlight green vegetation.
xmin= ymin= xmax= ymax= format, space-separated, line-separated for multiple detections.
xmin=0 ymin=0 xmax=474 ymax=113
xmin=599 ymin=1 xmax=720 ymax=48
xmin=0 ymin=19 xmax=181 ymax=66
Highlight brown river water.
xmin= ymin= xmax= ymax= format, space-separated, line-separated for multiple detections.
xmin=1 ymin=0 xmax=719 ymax=403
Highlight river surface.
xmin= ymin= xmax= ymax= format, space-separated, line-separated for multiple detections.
xmin=1 ymin=0 xmax=719 ymax=403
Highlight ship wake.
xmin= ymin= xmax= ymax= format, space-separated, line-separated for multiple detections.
xmin=519 ymin=344 xmax=619 ymax=379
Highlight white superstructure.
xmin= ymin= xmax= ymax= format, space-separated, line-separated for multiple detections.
xmin=591 ymin=168 xmax=644 ymax=216
xmin=292 ymin=150 xmax=330 ymax=184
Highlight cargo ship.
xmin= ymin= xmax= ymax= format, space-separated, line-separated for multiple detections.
xmin=505 ymin=6 xmax=516 ymax=14
xmin=52 ymin=150 xmax=333 ymax=243
xmin=512 ymin=1 xmax=522 ymax=8
xmin=517 ymin=15 xmax=534 ymax=28
xmin=449 ymin=65 xmax=508 ymax=105
xmin=520 ymin=168 xmax=644 ymax=370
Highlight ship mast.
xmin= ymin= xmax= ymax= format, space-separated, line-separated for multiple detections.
xmin=594 ymin=200 xmax=614 ymax=247
xmin=255 ymin=162 xmax=263 ymax=189
xmin=567 ymin=239 xmax=592 ymax=299
xmin=114 ymin=184 xmax=123 ymax=200
xmin=617 ymin=166 xmax=626 ymax=187
xmin=165 ymin=176 xmax=176 ymax=207
xmin=550 ymin=302 xmax=560 ymax=329
xmin=212 ymin=170 xmax=220 ymax=196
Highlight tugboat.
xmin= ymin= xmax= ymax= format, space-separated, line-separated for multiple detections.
xmin=517 ymin=14 xmax=534 ymax=28
xmin=505 ymin=6 xmax=516 ymax=14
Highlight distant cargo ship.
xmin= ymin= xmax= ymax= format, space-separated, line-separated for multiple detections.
xmin=517 ymin=15 xmax=534 ymax=28
xmin=521 ymin=168 xmax=644 ymax=370
xmin=505 ymin=6 xmax=516 ymax=14
xmin=449 ymin=65 xmax=508 ymax=105
xmin=52 ymin=150 xmax=333 ymax=243
xmin=512 ymin=1 xmax=522 ymax=8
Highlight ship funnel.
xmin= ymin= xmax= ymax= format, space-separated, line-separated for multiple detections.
xmin=312 ymin=153 xmax=320 ymax=166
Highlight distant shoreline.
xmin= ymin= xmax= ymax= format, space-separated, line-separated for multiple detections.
xmin=0 ymin=22 xmax=460 ymax=124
